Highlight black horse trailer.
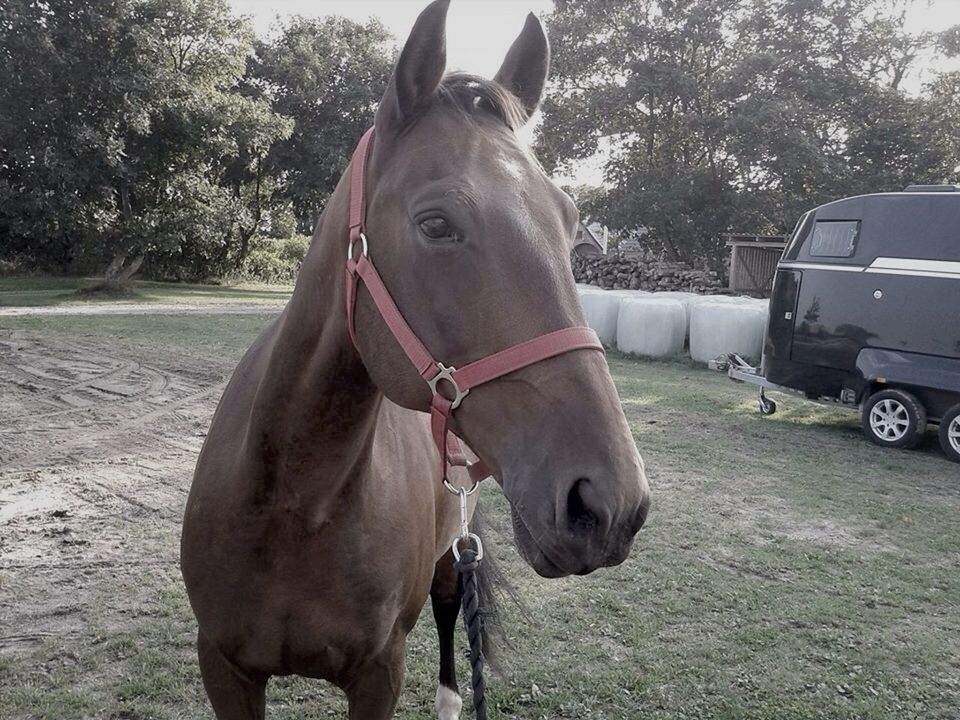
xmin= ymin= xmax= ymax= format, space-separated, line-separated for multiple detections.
xmin=717 ymin=185 xmax=960 ymax=463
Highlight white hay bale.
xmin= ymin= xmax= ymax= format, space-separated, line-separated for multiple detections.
xmin=744 ymin=297 xmax=771 ymax=313
xmin=689 ymin=301 xmax=768 ymax=363
xmin=617 ymin=298 xmax=687 ymax=358
xmin=649 ymin=291 xmax=696 ymax=301
xmin=647 ymin=291 xmax=697 ymax=325
xmin=608 ymin=289 xmax=649 ymax=296
xmin=685 ymin=295 xmax=769 ymax=334
xmin=577 ymin=289 xmax=622 ymax=346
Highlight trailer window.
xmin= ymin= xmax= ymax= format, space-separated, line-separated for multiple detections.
xmin=809 ymin=220 xmax=860 ymax=258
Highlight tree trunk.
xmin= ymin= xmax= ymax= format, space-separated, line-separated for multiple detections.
xmin=116 ymin=254 xmax=144 ymax=283
xmin=100 ymin=179 xmax=143 ymax=291
xmin=100 ymin=252 xmax=144 ymax=291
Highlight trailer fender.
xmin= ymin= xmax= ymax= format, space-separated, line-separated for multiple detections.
xmin=856 ymin=348 xmax=960 ymax=400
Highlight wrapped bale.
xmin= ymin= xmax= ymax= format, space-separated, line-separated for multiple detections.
xmin=577 ymin=288 xmax=622 ymax=346
xmin=609 ymin=289 xmax=650 ymax=299
xmin=745 ymin=297 xmax=771 ymax=314
xmin=689 ymin=300 xmax=768 ymax=363
xmin=685 ymin=295 xmax=766 ymax=335
xmin=650 ymin=290 xmax=698 ymax=320
xmin=617 ymin=298 xmax=687 ymax=358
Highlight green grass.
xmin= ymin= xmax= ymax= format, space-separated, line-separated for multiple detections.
xmin=4 ymin=312 xmax=280 ymax=359
xmin=1 ymin=312 xmax=958 ymax=719
xmin=0 ymin=274 xmax=292 ymax=307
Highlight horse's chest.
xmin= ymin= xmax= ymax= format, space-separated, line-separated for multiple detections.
xmin=223 ymin=513 xmax=434 ymax=677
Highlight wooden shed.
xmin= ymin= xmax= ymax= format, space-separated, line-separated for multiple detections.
xmin=573 ymin=222 xmax=608 ymax=257
xmin=724 ymin=233 xmax=788 ymax=297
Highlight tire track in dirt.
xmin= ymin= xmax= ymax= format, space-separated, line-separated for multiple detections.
xmin=0 ymin=329 xmax=234 ymax=653
xmin=0 ymin=334 xmax=223 ymax=470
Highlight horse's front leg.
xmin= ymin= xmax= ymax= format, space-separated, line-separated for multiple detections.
xmin=345 ymin=641 xmax=406 ymax=720
xmin=197 ymin=630 xmax=268 ymax=720
xmin=431 ymin=548 xmax=463 ymax=720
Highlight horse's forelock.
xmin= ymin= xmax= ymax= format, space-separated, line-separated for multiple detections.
xmin=432 ymin=72 xmax=528 ymax=131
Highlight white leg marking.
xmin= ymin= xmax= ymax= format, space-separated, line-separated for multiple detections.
xmin=435 ymin=684 xmax=462 ymax=720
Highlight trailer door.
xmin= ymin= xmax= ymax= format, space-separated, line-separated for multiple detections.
xmin=765 ymin=269 xmax=801 ymax=362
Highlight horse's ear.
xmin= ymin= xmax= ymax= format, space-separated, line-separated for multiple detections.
xmin=494 ymin=12 xmax=550 ymax=121
xmin=376 ymin=0 xmax=449 ymax=133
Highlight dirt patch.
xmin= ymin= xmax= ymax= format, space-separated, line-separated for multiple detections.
xmin=0 ymin=330 xmax=228 ymax=655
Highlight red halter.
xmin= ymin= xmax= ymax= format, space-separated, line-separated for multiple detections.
xmin=344 ymin=127 xmax=604 ymax=488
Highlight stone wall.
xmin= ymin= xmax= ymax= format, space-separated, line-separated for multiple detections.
xmin=572 ymin=252 xmax=724 ymax=293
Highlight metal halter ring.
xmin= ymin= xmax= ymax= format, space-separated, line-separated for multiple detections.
xmin=347 ymin=232 xmax=369 ymax=261
xmin=443 ymin=478 xmax=480 ymax=496
xmin=428 ymin=363 xmax=470 ymax=409
xmin=452 ymin=532 xmax=484 ymax=562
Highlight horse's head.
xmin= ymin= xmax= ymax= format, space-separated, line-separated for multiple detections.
xmin=352 ymin=0 xmax=650 ymax=578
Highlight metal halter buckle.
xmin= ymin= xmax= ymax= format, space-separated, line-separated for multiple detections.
xmin=428 ymin=363 xmax=469 ymax=409
xmin=347 ymin=232 xmax=369 ymax=261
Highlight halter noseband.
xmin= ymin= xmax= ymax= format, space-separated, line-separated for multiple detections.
xmin=344 ymin=127 xmax=604 ymax=489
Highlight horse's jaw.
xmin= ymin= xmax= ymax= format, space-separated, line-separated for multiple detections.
xmin=509 ymin=504 xmax=572 ymax=578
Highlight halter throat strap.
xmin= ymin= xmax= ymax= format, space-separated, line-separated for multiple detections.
xmin=344 ymin=127 xmax=604 ymax=486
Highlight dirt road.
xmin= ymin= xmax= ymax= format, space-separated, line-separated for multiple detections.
xmin=0 ymin=329 xmax=227 ymax=654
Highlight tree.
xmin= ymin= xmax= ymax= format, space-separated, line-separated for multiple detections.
xmin=0 ymin=0 xmax=291 ymax=282
xmin=120 ymin=0 xmax=292 ymax=280
xmin=0 ymin=0 xmax=155 ymax=272
xmin=247 ymin=16 xmax=395 ymax=233
xmin=539 ymin=0 xmax=960 ymax=268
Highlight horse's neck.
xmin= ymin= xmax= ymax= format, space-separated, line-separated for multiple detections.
xmin=245 ymin=176 xmax=381 ymax=495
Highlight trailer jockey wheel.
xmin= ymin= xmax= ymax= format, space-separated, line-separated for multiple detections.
xmin=861 ymin=388 xmax=927 ymax=450
xmin=758 ymin=393 xmax=777 ymax=416
xmin=939 ymin=404 xmax=960 ymax=463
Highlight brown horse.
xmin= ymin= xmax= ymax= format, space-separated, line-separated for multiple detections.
xmin=180 ymin=1 xmax=650 ymax=718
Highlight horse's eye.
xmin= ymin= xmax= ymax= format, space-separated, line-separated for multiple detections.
xmin=419 ymin=216 xmax=458 ymax=242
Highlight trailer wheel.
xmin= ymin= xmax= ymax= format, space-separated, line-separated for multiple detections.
xmin=758 ymin=396 xmax=777 ymax=415
xmin=861 ymin=389 xmax=927 ymax=449
xmin=939 ymin=404 xmax=960 ymax=463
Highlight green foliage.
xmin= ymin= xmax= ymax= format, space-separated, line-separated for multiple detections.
xmin=239 ymin=235 xmax=310 ymax=284
xmin=0 ymin=0 xmax=393 ymax=280
xmin=139 ymin=172 xmax=249 ymax=280
xmin=540 ymin=0 xmax=960 ymax=267
xmin=265 ymin=205 xmax=298 ymax=239
xmin=0 ymin=0 xmax=292 ymax=279
xmin=247 ymin=16 xmax=396 ymax=233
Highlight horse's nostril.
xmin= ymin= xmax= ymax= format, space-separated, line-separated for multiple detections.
xmin=566 ymin=477 xmax=600 ymax=535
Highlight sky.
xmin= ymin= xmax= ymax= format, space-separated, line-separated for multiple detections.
xmin=229 ymin=0 xmax=960 ymax=185
xmin=230 ymin=0 xmax=960 ymax=77
xmin=230 ymin=0 xmax=554 ymax=77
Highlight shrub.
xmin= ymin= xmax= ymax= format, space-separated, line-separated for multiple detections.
xmin=239 ymin=234 xmax=311 ymax=284
xmin=277 ymin=235 xmax=311 ymax=265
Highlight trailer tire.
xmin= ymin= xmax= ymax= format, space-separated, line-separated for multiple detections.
xmin=861 ymin=389 xmax=927 ymax=450
xmin=938 ymin=404 xmax=960 ymax=463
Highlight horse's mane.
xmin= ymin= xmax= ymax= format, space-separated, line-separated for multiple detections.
xmin=433 ymin=72 xmax=528 ymax=131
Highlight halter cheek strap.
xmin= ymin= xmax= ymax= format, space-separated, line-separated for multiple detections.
xmin=344 ymin=127 xmax=604 ymax=488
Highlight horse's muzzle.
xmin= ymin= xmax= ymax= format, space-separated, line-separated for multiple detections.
xmin=509 ymin=476 xmax=650 ymax=578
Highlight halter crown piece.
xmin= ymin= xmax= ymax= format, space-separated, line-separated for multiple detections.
xmin=344 ymin=127 xmax=604 ymax=490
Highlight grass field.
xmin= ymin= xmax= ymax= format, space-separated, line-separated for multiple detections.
xmin=1 ymin=290 xmax=958 ymax=720
xmin=0 ymin=275 xmax=293 ymax=307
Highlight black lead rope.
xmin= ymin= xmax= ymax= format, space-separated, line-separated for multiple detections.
xmin=455 ymin=547 xmax=488 ymax=720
